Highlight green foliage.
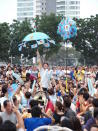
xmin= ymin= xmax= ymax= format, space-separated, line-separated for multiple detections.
xmin=71 ymin=15 xmax=98 ymax=65
xmin=36 ymin=13 xmax=62 ymax=59
xmin=0 ymin=14 xmax=98 ymax=65
xmin=10 ymin=19 xmax=32 ymax=57
xmin=0 ymin=22 xmax=10 ymax=61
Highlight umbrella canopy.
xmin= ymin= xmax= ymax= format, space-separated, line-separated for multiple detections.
xmin=23 ymin=32 xmax=50 ymax=42
xmin=18 ymin=32 xmax=55 ymax=51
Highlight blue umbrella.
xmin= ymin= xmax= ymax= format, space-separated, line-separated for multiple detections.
xmin=18 ymin=32 xmax=55 ymax=50
xmin=23 ymin=32 xmax=50 ymax=42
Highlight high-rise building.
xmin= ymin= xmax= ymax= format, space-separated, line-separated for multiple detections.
xmin=46 ymin=0 xmax=56 ymax=15
xmin=17 ymin=0 xmax=34 ymax=21
xmin=56 ymin=0 xmax=80 ymax=18
xmin=17 ymin=0 xmax=56 ymax=21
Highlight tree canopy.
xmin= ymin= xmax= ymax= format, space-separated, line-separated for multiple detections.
xmin=71 ymin=15 xmax=98 ymax=65
xmin=0 ymin=14 xmax=98 ymax=65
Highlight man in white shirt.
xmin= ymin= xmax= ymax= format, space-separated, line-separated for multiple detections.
xmin=37 ymin=50 xmax=51 ymax=91
xmin=40 ymin=63 xmax=51 ymax=91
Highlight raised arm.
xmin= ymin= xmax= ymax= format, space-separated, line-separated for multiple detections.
xmin=37 ymin=49 xmax=42 ymax=70
xmin=13 ymin=106 xmax=24 ymax=129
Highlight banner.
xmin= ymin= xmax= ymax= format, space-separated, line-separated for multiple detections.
xmin=44 ymin=42 xmax=50 ymax=48
xmin=12 ymin=72 xmax=24 ymax=85
xmin=31 ymin=44 xmax=38 ymax=49
xmin=48 ymin=40 xmax=55 ymax=45
xmin=87 ymin=78 xmax=95 ymax=96
xmin=37 ymin=40 xmax=44 ymax=45
xmin=18 ymin=46 xmax=22 ymax=51
xmin=8 ymin=84 xmax=18 ymax=98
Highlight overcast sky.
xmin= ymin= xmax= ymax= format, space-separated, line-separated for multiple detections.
xmin=0 ymin=0 xmax=98 ymax=23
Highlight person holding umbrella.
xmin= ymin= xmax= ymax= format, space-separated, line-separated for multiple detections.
xmin=37 ymin=50 xmax=51 ymax=92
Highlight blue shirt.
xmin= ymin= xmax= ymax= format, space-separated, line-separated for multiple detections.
xmin=84 ymin=117 xmax=96 ymax=131
xmin=24 ymin=117 xmax=52 ymax=131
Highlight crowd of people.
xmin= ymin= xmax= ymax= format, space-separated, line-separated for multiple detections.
xmin=0 ymin=57 xmax=98 ymax=131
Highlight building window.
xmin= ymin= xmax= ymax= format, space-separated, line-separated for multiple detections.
xmin=69 ymin=6 xmax=80 ymax=9
xmin=57 ymin=6 xmax=65 ymax=10
xmin=17 ymin=7 xmax=33 ymax=11
xmin=17 ymin=3 xmax=33 ymax=7
xmin=70 ymin=1 xmax=80 ymax=5
xmin=56 ymin=1 xmax=65 ymax=6
xmin=17 ymin=12 xmax=33 ymax=16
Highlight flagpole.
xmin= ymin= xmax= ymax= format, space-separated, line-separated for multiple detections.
xmin=65 ymin=40 xmax=68 ymax=93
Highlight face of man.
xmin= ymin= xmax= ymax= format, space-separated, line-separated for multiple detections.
xmin=78 ymin=95 xmax=84 ymax=104
xmin=5 ymin=102 xmax=12 ymax=114
xmin=43 ymin=64 xmax=48 ymax=70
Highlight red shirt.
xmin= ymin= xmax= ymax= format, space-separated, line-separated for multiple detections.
xmin=45 ymin=100 xmax=54 ymax=113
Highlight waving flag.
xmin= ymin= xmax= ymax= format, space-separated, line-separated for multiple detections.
xmin=48 ymin=40 xmax=55 ymax=45
xmin=18 ymin=46 xmax=22 ymax=51
xmin=8 ymin=84 xmax=18 ymax=98
xmin=37 ymin=40 xmax=44 ymax=45
xmin=87 ymin=78 xmax=95 ymax=96
xmin=31 ymin=44 xmax=38 ymax=49
xmin=12 ymin=72 xmax=24 ymax=85
xmin=44 ymin=42 xmax=50 ymax=48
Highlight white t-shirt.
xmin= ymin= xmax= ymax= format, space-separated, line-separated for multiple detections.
xmin=49 ymin=95 xmax=57 ymax=105
xmin=40 ymin=68 xmax=51 ymax=89
xmin=0 ymin=96 xmax=8 ymax=106
xmin=71 ymin=103 xmax=76 ymax=113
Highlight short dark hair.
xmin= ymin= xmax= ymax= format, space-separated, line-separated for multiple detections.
xmin=26 ymin=73 xmax=30 ymax=81
xmin=0 ymin=116 xmax=3 ymax=125
xmin=3 ymin=100 xmax=10 ymax=108
xmin=29 ymin=99 xmax=38 ymax=108
xmin=61 ymin=117 xmax=73 ymax=130
xmin=69 ymin=92 xmax=74 ymax=100
xmin=31 ymin=106 xmax=42 ymax=117
xmin=2 ymin=85 xmax=8 ymax=94
xmin=72 ymin=117 xmax=82 ymax=131
xmin=83 ymin=92 xmax=89 ymax=101
xmin=56 ymin=101 xmax=62 ymax=111
xmin=63 ymin=96 xmax=71 ymax=108
xmin=43 ymin=63 xmax=49 ymax=66
xmin=2 ymin=120 xmax=16 ymax=131
xmin=25 ymin=92 xmax=31 ymax=99
xmin=78 ymin=88 xmax=87 ymax=96
xmin=92 ymin=98 xmax=98 ymax=107
xmin=12 ymin=96 xmax=17 ymax=104
xmin=94 ymin=108 xmax=98 ymax=119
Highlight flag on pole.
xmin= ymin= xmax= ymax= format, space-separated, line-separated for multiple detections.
xmin=44 ymin=42 xmax=50 ymax=48
xmin=37 ymin=40 xmax=44 ymax=45
xmin=48 ymin=40 xmax=55 ymax=45
xmin=18 ymin=46 xmax=22 ymax=51
xmin=31 ymin=44 xmax=38 ymax=49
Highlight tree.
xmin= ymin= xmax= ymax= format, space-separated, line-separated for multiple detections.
xmin=0 ymin=22 xmax=10 ymax=61
xmin=10 ymin=19 xmax=32 ymax=58
xmin=71 ymin=15 xmax=98 ymax=65
xmin=36 ymin=13 xmax=62 ymax=60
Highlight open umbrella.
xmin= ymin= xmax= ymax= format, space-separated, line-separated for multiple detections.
xmin=18 ymin=32 xmax=55 ymax=51
xmin=23 ymin=32 xmax=50 ymax=41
